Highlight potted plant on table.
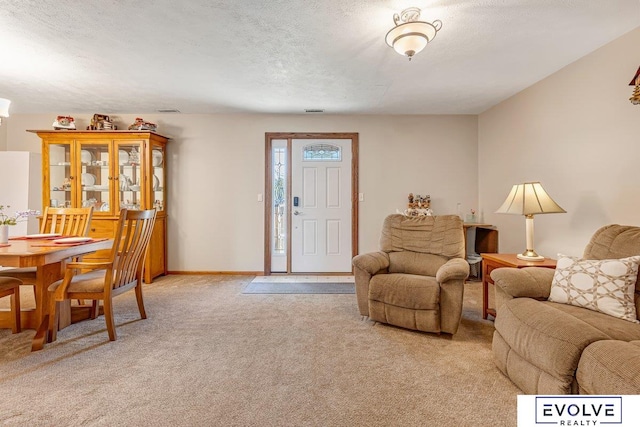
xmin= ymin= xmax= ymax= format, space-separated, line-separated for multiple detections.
xmin=0 ymin=205 xmax=40 ymax=244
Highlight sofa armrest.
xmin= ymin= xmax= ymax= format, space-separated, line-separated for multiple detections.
xmin=352 ymin=252 xmax=389 ymax=317
xmin=435 ymin=258 xmax=470 ymax=284
xmin=491 ymin=267 xmax=555 ymax=299
xmin=352 ymin=251 xmax=390 ymax=275
xmin=577 ymin=340 xmax=640 ymax=395
xmin=436 ymin=258 xmax=469 ymax=334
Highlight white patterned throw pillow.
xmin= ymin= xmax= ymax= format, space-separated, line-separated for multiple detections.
xmin=548 ymin=254 xmax=640 ymax=323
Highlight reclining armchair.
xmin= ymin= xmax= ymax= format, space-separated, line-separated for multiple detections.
xmin=352 ymin=214 xmax=469 ymax=334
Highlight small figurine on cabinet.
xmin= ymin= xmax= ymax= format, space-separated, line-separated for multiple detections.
xmin=52 ymin=115 xmax=76 ymax=130
xmin=62 ymin=178 xmax=71 ymax=191
xmin=128 ymin=117 xmax=157 ymax=131
xmin=87 ymin=114 xmax=116 ymax=130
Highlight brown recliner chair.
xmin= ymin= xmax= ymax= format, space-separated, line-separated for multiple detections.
xmin=352 ymin=214 xmax=469 ymax=334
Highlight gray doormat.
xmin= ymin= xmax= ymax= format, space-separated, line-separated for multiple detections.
xmin=243 ymin=282 xmax=355 ymax=294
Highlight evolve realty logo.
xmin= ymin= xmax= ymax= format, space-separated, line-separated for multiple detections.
xmin=535 ymin=396 xmax=622 ymax=426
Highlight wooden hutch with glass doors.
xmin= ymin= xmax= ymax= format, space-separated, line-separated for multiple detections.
xmin=29 ymin=130 xmax=169 ymax=283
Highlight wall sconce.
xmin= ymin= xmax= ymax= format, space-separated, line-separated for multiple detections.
xmin=629 ymin=66 xmax=640 ymax=105
xmin=385 ymin=7 xmax=442 ymax=61
xmin=0 ymin=98 xmax=10 ymax=126
xmin=495 ymin=182 xmax=566 ymax=261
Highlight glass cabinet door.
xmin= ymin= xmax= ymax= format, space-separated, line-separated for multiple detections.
xmin=78 ymin=141 xmax=111 ymax=213
xmin=150 ymin=142 xmax=165 ymax=211
xmin=115 ymin=141 xmax=143 ymax=211
xmin=47 ymin=141 xmax=73 ymax=208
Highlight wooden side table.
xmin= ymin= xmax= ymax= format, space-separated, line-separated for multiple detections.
xmin=481 ymin=253 xmax=557 ymax=319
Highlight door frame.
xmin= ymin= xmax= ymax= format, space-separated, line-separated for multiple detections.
xmin=264 ymin=132 xmax=359 ymax=275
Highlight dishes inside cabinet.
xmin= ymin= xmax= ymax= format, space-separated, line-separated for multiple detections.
xmin=119 ymin=174 xmax=131 ymax=191
xmin=153 ymin=174 xmax=160 ymax=190
xmin=152 ymin=150 xmax=163 ymax=167
xmin=118 ymin=150 xmax=129 ymax=165
xmin=81 ymin=173 xmax=96 ymax=186
xmin=81 ymin=150 xmax=93 ymax=164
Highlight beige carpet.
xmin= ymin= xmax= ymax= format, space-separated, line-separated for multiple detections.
xmin=0 ymin=275 xmax=519 ymax=426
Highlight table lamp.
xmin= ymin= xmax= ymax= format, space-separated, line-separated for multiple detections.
xmin=495 ymin=182 xmax=566 ymax=261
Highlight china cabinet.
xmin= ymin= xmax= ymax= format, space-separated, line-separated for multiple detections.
xmin=29 ymin=130 xmax=169 ymax=283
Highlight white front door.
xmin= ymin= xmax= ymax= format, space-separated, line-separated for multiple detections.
xmin=291 ymin=139 xmax=352 ymax=273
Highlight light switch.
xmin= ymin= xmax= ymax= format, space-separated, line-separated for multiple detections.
xmin=359 ymin=193 xmax=364 ymax=202
xmin=257 ymin=193 xmax=263 ymax=202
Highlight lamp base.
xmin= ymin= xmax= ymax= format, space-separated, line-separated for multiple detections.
xmin=517 ymin=250 xmax=545 ymax=261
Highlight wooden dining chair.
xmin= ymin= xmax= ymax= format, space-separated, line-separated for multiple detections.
xmin=0 ymin=277 xmax=22 ymax=333
xmin=0 ymin=207 xmax=94 ymax=288
xmin=47 ymin=209 xmax=157 ymax=343
xmin=40 ymin=206 xmax=94 ymax=237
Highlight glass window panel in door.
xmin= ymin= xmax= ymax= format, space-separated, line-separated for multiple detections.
xmin=270 ymin=140 xmax=287 ymax=272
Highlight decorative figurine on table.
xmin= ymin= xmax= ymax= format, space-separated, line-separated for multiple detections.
xmin=404 ymin=193 xmax=433 ymax=217
xmin=53 ymin=115 xmax=76 ymax=130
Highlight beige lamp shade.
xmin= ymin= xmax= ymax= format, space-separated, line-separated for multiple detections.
xmin=496 ymin=182 xmax=566 ymax=215
xmin=496 ymin=182 xmax=565 ymax=261
xmin=0 ymin=98 xmax=10 ymax=118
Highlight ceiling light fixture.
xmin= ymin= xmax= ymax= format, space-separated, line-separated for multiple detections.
xmin=629 ymin=66 xmax=640 ymax=105
xmin=0 ymin=98 xmax=10 ymax=126
xmin=385 ymin=7 xmax=442 ymax=61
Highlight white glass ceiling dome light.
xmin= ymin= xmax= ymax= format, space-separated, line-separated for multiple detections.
xmin=385 ymin=7 xmax=442 ymax=61
xmin=0 ymin=98 xmax=10 ymax=126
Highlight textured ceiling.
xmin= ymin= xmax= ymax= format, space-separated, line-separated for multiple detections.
xmin=1 ymin=0 xmax=639 ymax=115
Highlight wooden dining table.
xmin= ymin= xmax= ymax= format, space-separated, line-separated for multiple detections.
xmin=0 ymin=237 xmax=112 ymax=350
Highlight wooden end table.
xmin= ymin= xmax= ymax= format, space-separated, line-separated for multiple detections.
xmin=481 ymin=253 xmax=557 ymax=320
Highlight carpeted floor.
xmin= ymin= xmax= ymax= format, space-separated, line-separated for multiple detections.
xmin=0 ymin=275 xmax=518 ymax=426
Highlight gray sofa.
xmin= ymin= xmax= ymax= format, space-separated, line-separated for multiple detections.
xmin=491 ymin=224 xmax=640 ymax=394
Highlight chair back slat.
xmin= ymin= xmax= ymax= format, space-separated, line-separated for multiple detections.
xmin=109 ymin=209 xmax=157 ymax=290
xmin=41 ymin=207 xmax=94 ymax=236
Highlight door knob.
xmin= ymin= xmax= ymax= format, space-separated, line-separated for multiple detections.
xmin=293 ymin=210 xmax=301 ymax=216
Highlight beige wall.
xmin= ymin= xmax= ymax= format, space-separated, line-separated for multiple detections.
xmin=0 ymin=118 xmax=7 ymax=151
xmin=4 ymin=114 xmax=478 ymax=272
xmin=5 ymin=27 xmax=639 ymax=270
xmin=479 ymin=27 xmax=640 ymax=257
